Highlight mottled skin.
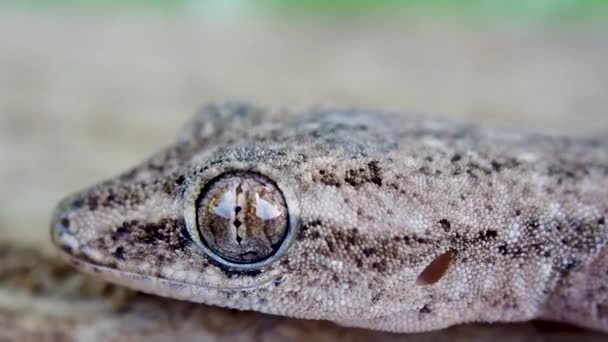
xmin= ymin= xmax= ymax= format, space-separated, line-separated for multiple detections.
xmin=51 ymin=103 xmax=608 ymax=333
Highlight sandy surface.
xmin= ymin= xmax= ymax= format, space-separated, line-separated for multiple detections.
xmin=0 ymin=13 xmax=607 ymax=341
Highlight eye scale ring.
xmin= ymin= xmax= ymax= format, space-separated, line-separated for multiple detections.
xmin=195 ymin=172 xmax=290 ymax=265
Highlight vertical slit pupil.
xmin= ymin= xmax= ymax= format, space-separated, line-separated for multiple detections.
xmin=197 ymin=172 xmax=289 ymax=264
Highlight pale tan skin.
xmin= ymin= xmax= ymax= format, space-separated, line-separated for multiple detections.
xmin=51 ymin=103 xmax=608 ymax=333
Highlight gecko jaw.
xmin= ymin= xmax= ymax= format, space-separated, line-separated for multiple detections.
xmin=51 ymin=192 xmax=282 ymax=292
xmin=56 ymin=247 xmax=281 ymax=293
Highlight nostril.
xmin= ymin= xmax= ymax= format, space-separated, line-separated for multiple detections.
xmin=54 ymin=212 xmax=71 ymax=234
xmin=58 ymin=215 xmax=71 ymax=231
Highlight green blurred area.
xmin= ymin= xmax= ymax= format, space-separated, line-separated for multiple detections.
xmin=2 ymin=0 xmax=608 ymax=20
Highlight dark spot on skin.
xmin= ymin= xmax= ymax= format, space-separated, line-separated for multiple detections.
xmin=309 ymin=231 xmax=321 ymax=239
xmin=599 ymin=217 xmax=606 ymax=225
xmin=368 ymin=160 xmax=383 ymax=186
xmin=515 ymin=209 xmax=522 ymax=216
xmin=439 ymin=219 xmax=451 ymax=232
xmin=371 ymin=292 xmax=382 ymax=304
xmin=363 ymin=247 xmax=376 ymax=257
xmin=115 ymin=218 xmax=188 ymax=251
xmin=491 ymin=160 xmax=502 ymax=172
xmin=300 ymin=220 xmax=323 ymax=240
xmin=416 ymin=237 xmax=429 ymax=244
xmin=392 ymin=235 xmax=401 ymax=242
xmin=531 ymin=243 xmax=551 ymax=258
xmin=111 ymin=220 xmax=139 ymax=240
xmin=112 ymin=246 xmax=126 ymax=260
xmin=419 ymin=305 xmax=432 ymax=314
xmin=331 ymin=274 xmax=340 ymax=283
xmin=510 ymin=246 xmax=523 ymax=258
xmin=344 ymin=169 xmax=365 ymax=187
xmin=175 ymin=175 xmax=185 ymax=185
xmin=371 ymin=261 xmax=387 ymax=273
xmin=419 ymin=166 xmax=432 ymax=175
xmin=466 ymin=162 xmax=492 ymax=178
xmin=451 ymin=154 xmax=462 ymax=163
xmin=106 ymin=193 xmax=116 ymax=203
xmin=343 ymin=161 xmax=383 ymax=187
xmin=333 ymin=229 xmax=358 ymax=249
xmin=497 ymin=244 xmax=525 ymax=258
xmin=87 ymin=195 xmax=99 ymax=211
xmin=484 ymin=230 xmax=498 ymax=238
xmin=315 ymin=170 xmax=342 ymax=187
xmin=525 ymin=218 xmax=540 ymax=230
xmin=326 ymin=240 xmax=336 ymax=253
xmin=560 ymin=260 xmax=579 ymax=274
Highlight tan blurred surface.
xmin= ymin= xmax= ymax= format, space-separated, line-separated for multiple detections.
xmin=0 ymin=13 xmax=607 ymax=340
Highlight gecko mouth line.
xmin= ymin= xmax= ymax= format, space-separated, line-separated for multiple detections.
xmin=57 ymin=249 xmax=281 ymax=292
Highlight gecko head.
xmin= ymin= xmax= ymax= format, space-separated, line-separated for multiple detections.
xmin=51 ymin=108 xmax=449 ymax=322
xmin=50 ymin=149 xmax=300 ymax=308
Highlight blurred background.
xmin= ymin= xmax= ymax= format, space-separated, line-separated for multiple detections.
xmin=0 ymin=1 xmax=607 ymax=340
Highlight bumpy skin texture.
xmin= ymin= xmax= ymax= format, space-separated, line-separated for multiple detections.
xmin=51 ymin=103 xmax=608 ymax=333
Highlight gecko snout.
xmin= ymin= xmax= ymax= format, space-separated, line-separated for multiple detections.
xmin=50 ymin=193 xmax=84 ymax=255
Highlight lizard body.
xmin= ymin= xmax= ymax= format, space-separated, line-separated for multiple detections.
xmin=51 ymin=103 xmax=608 ymax=332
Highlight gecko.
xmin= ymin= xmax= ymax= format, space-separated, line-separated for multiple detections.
xmin=51 ymin=103 xmax=608 ymax=333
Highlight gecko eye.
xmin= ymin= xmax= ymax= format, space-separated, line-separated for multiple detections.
xmin=196 ymin=172 xmax=289 ymax=264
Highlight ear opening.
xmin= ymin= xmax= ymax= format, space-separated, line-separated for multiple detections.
xmin=416 ymin=250 xmax=455 ymax=285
